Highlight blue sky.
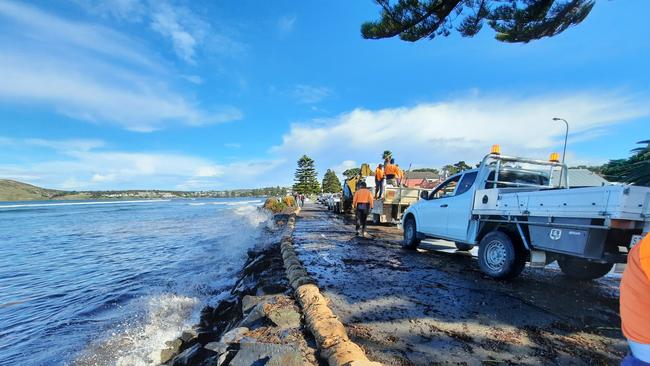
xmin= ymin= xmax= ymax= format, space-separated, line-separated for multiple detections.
xmin=0 ymin=0 xmax=649 ymax=190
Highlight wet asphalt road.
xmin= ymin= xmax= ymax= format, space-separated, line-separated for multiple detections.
xmin=292 ymin=204 xmax=627 ymax=366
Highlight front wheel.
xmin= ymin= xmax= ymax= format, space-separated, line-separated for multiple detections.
xmin=478 ymin=231 xmax=526 ymax=280
xmin=557 ymin=256 xmax=613 ymax=280
xmin=402 ymin=216 xmax=420 ymax=250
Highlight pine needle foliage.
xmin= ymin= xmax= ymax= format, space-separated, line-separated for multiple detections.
xmin=361 ymin=0 xmax=595 ymax=44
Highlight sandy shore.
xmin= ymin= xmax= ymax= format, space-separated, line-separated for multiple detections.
xmin=292 ymin=204 xmax=627 ymax=365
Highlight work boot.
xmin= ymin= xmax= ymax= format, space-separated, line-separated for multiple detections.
xmin=363 ymin=231 xmax=369 ymax=238
xmin=355 ymin=229 xmax=360 ymax=236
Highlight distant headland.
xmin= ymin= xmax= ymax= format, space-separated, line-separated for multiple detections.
xmin=0 ymin=179 xmax=288 ymax=202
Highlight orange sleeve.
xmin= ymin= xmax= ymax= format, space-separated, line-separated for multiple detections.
xmin=620 ymin=234 xmax=650 ymax=343
xmin=640 ymin=234 xmax=650 ymax=281
xmin=368 ymin=190 xmax=374 ymax=209
xmin=352 ymin=191 xmax=358 ymax=208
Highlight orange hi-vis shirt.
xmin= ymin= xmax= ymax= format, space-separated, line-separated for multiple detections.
xmin=375 ymin=167 xmax=384 ymax=181
xmin=384 ymin=164 xmax=398 ymax=176
xmin=620 ymin=233 xmax=650 ymax=344
xmin=353 ymin=188 xmax=374 ymax=209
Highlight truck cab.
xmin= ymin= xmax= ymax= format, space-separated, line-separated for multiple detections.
xmin=401 ymin=149 xmax=650 ymax=280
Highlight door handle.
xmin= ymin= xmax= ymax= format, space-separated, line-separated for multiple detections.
xmin=440 ymin=204 xmax=448 ymax=208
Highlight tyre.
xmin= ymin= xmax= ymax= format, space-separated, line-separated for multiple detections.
xmin=478 ymin=231 xmax=527 ymax=280
xmin=557 ymin=256 xmax=613 ymax=280
xmin=402 ymin=216 xmax=420 ymax=250
xmin=455 ymin=242 xmax=474 ymax=251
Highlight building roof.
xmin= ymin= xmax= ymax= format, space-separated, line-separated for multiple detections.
xmin=551 ymin=168 xmax=609 ymax=187
xmin=404 ymin=171 xmax=440 ymax=180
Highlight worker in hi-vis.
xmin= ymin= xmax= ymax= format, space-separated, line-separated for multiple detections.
xmin=375 ymin=164 xmax=384 ymax=199
xmin=352 ymin=181 xmax=374 ymax=237
xmin=396 ymin=164 xmax=404 ymax=186
xmin=620 ymin=233 xmax=650 ymax=365
xmin=384 ymin=159 xmax=398 ymax=186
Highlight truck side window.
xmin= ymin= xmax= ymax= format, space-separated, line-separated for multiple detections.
xmin=456 ymin=171 xmax=478 ymax=195
xmin=429 ymin=175 xmax=461 ymax=199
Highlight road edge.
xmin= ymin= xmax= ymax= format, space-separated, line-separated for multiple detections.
xmin=281 ymin=208 xmax=382 ymax=366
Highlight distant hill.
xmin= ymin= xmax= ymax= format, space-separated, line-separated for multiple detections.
xmin=0 ymin=179 xmax=87 ymax=201
xmin=0 ymin=179 xmax=289 ymax=201
xmin=0 ymin=179 xmax=58 ymax=201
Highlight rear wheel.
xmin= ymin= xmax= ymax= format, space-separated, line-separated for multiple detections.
xmin=402 ymin=216 xmax=420 ymax=250
xmin=557 ymin=256 xmax=613 ymax=280
xmin=455 ymin=242 xmax=474 ymax=251
xmin=478 ymin=231 xmax=526 ymax=280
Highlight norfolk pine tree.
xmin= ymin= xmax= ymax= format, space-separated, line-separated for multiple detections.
xmin=293 ymin=155 xmax=321 ymax=195
xmin=361 ymin=0 xmax=594 ymax=44
xmin=322 ymin=169 xmax=343 ymax=193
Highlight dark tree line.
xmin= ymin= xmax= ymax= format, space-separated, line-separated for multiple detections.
xmin=600 ymin=140 xmax=650 ymax=186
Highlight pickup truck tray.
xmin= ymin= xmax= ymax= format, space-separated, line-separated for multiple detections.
xmin=472 ymin=185 xmax=649 ymax=221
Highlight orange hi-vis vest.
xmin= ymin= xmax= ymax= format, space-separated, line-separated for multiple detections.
xmin=375 ymin=167 xmax=384 ymax=181
xmin=353 ymin=188 xmax=374 ymax=209
xmin=621 ymin=233 xmax=650 ymax=344
xmin=384 ymin=164 xmax=398 ymax=176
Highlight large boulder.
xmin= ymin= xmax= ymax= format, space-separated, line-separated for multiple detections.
xmin=220 ymin=327 xmax=250 ymax=343
xmin=169 ymin=344 xmax=218 ymax=366
xmin=229 ymin=343 xmax=304 ymax=366
xmin=267 ymin=306 xmax=301 ymax=330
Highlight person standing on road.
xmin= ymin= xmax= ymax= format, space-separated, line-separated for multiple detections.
xmin=352 ymin=181 xmax=374 ymax=237
xmin=375 ymin=164 xmax=384 ymax=199
xmin=620 ymin=233 xmax=650 ymax=365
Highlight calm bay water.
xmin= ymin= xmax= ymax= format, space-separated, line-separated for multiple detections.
xmin=0 ymin=198 xmax=270 ymax=366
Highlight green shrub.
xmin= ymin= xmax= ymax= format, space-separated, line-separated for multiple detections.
xmin=283 ymin=195 xmax=296 ymax=207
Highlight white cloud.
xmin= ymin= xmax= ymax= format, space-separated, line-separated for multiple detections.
xmin=91 ymin=173 xmax=116 ymax=183
xmin=150 ymin=3 xmax=200 ymax=63
xmin=278 ymin=15 xmax=296 ymax=33
xmin=273 ymin=92 xmax=650 ymax=172
xmin=182 ymin=75 xmax=204 ymax=85
xmin=0 ymin=2 xmax=241 ymax=131
xmin=291 ymin=84 xmax=332 ymax=104
xmin=75 ymin=0 xmax=147 ymax=21
xmin=0 ymin=1 xmax=155 ymax=68
xmin=24 ymin=138 xmax=106 ymax=152
xmin=195 ymin=165 xmax=225 ymax=178
xmin=332 ymin=160 xmax=358 ymax=174
xmin=77 ymin=1 xmax=244 ymax=63
xmin=0 ymin=137 xmax=283 ymax=190
xmin=224 ymin=143 xmax=242 ymax=148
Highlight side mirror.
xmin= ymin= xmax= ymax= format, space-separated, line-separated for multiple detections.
xmin=420 ymin=191 xmax=429 ymax=200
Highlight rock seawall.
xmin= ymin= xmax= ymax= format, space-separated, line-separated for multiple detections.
xmin=159 ymin=212 xmax=319 ymax=366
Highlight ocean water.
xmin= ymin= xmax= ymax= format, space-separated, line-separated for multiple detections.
xmin=0 ymin=198 xmax=271 ymax=366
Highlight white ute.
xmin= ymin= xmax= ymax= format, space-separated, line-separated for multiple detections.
xmin=401 ymin=148 xmax=650 ymax=280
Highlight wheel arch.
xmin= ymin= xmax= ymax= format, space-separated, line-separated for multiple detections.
xmin=477 ymin=222 xmax=530 ymax=260
xmin=403 ymin=212 xmax=416 ymax=226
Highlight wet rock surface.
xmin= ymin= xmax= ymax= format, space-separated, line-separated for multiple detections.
xmin=161 ymin=213 xmax=320 ymax=366
xmin=293 ymin=204 xmax=627 ymax=366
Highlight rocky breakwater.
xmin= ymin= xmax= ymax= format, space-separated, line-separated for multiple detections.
xmin=159 ymin=213 xmax=320 ymax=366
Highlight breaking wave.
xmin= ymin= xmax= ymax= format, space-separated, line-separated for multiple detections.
xmin=0 ymin=198 xmax=274 ymax=366
xmin=73 ymin=294 xmax=199 ymax=366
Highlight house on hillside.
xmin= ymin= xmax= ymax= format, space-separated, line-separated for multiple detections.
xmin=402 ymin=171 xmax=441 ymax=189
